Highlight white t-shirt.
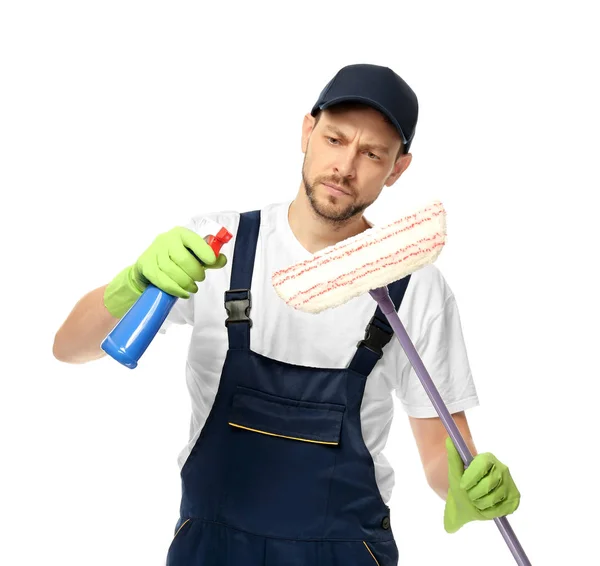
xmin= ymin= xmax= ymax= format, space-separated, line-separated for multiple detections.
xmin=160 ymin=200 xmax=479 ymax=504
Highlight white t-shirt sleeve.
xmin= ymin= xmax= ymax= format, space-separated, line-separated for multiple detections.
xmin=395 ymin=287 xmax=479 ymax=418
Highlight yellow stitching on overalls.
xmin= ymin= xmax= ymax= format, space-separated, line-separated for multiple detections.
xmin=363 ymin=541 xmax=381 ymax=565
xmin=173 ymin=518 xmax=190 ymax=540
xmin=228 ymin=422 xmax=339 ymax=445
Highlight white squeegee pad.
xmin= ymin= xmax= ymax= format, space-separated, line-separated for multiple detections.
xmin=271 ymin=200 xmax=447 ymax=313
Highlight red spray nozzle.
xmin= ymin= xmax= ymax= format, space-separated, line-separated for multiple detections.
xmin=205 ymin=226 xmax=233 ymax=256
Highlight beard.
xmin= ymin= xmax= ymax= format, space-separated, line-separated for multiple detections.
xmin=301 ymin=155 xmax=372 ymax=224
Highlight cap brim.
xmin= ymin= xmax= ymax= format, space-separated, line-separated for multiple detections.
xmin=313 ymin=95 xmax=408 ymax=145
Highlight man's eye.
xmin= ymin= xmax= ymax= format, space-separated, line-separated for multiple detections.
xmin=327 ymin=137 xmax=340 ymax=145
xmin=367 ymin=152 xmax=380 ymax=160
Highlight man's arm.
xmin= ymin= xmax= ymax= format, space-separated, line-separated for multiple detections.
xmin=52 ymin=226 xmax=227 ymax=365
xmin=52 ymin=284 xmax=117 ymax=364
xmin=409 ymin=411 xmax=477 ymax=500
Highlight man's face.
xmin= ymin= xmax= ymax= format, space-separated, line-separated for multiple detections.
xmin=301 ymin=106 xmax=410 ymax=223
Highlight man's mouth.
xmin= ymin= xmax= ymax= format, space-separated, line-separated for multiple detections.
xmin=322 ymin=182 xmax=350 ymax=196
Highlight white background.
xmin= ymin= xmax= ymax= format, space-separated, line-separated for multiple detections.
xmin=1 ymin=1 xmax=598 ymax=564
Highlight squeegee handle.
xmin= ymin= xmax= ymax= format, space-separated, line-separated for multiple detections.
xmin=369 ymin=287 xmax=532 ymax=566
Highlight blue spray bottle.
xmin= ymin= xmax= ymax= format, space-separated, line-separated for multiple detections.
xmin=101 ymin=226 xmax=233 ymax=369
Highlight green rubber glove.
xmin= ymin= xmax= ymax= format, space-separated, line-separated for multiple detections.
xmin=444 ymin=437 xmax=521 ymax=533
xmin=104 ymin=226 xmax=227 ymax=318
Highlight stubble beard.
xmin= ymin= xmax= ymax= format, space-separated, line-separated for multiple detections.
xmin=301 ymin=155 xmax=370 ymax=224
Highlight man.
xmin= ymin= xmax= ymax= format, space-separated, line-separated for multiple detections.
xmin=53 ymin=64 xmax=521 ymax=565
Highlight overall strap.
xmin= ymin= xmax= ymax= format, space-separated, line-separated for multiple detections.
xmin=348 ymin=275 xmax=412 ymax=377
xmin=224 ymin=210 xmax=261 ymax=349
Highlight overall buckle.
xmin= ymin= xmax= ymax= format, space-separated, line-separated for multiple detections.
xmin=357 ymin=316 xmax=393 ymax=359
xmin=224 ymin=289 xmax=252 ymax=327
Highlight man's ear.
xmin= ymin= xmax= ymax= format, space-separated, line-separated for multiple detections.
xmin=301 ymin=113 xmax=316 ymax=153
xmin=385 ymin=153 xmax=412 ymax=187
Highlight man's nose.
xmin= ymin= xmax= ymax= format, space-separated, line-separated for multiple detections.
xmin=333 ymin=148 xmax=357 ymax=178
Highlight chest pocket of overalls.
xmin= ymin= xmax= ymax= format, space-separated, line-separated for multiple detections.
xmin=219 ymin=385 xmax=345 ymax=534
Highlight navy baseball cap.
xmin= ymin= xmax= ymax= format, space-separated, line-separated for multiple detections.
xmin=311 ymin=64 xmax=419 ymax=153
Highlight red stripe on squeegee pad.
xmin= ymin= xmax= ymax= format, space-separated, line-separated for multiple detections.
xmin=279 ymin=231 xmax=442 ymax=303
xmin=273 ymin=206 xmax=444 ymax=282
xmin=288 ymin=238 xmax=445 ymax=307
xmin=272 ymin=205 xmax=444 ymax=282
xmin=273 ymin=211 xmax=444 ymax=288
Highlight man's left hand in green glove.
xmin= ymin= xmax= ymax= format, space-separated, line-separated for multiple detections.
xmin=444 ymin=437 xmax=521 ymax=533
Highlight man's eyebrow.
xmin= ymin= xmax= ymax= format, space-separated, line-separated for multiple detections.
xmin=323 ymin=125 xmax=390 ymax=155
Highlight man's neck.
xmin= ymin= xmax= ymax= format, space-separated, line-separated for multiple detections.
xmin=287 ymin=188 xmax=370 ymax=254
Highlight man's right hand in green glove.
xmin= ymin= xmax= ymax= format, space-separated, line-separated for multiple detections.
xmin=103 ymin=226 xmax=228 ymax=319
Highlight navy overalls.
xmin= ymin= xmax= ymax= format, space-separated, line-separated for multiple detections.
xmin=166 ymin=210 xmax=411 ymax=566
